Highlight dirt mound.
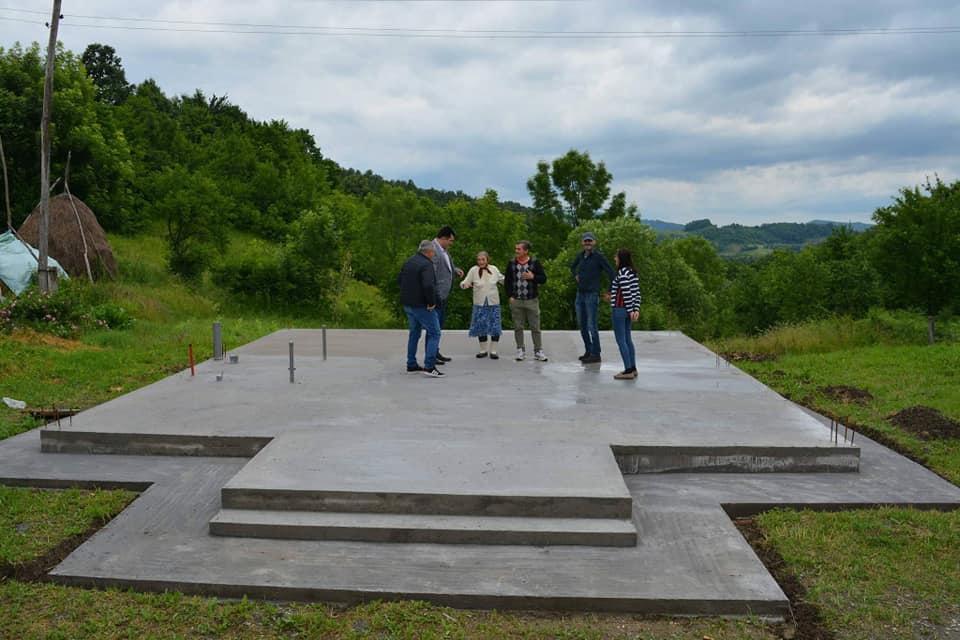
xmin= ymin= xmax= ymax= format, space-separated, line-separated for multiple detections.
xmin=888 ymin=406 xmax=960 ymax=440
xmin=820 ymin=385 xmax=874 ymax=404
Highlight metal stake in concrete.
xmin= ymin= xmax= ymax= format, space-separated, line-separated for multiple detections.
xmin=289 ymin=341 xmax=296 ymax=383
xmin=322 ymin=326 xmax=327 ymax=361
xmin=213 ymin=322 xmax=223 ymax=361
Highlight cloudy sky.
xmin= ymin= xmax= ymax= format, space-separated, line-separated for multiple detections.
xmin=3 ymin=1 xmax=960 ymax=224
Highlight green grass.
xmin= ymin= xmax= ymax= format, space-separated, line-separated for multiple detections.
xmin=736 ymin=343 xmax=960 ymax=484
xmin=712 ymin=309 xmax=960 ymax=357
xmin=0 ymin=581 xmax=775 ymax=640
xmin=757 ymin=508 xmax=960 ymax=640
xmin=0 ymin=486 xmax=135 ymax=567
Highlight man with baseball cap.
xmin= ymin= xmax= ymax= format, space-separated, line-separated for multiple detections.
xmin=570 ymin=231 xmax=614 ymax=364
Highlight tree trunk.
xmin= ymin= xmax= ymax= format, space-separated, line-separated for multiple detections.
xmin=927 ymin=315 xmax=936 ymax=345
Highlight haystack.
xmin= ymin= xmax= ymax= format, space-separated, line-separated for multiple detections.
xmin=18 ymin=193 xmax=118 ymax=280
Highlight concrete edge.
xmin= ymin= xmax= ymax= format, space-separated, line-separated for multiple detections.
xmin=721 ymin=501 xmax=960 ymax=518
xmin=40 ymin=430 xmax=272 ymax=457
xmin=221 ymin=488 xmax=635 ymax=519
xmin=0 ymin=477 xmax=152 ymax=491
xmin=46 ymin=574 xmax=789 ymax=617
xmin=611 ymin=445 xmax=860 ymax=474
xmin=208 ymin=519 xmax=638 ymax=547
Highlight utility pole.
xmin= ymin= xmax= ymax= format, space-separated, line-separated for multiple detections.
xmin=38 ymin=0 xmax=63 ymax=293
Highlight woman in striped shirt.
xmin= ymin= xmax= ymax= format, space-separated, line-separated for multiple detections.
xmin=608 ymin=248 xmax=641 ymax=380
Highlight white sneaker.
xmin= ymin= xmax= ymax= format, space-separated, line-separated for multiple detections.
xmin=515 ymin=349 xmax=525 ymax=361
xmin=534 ymin=350 xmax=548 ymax=362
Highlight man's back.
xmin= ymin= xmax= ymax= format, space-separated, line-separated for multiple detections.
xmin=399 ymin=253 xmax=437 ymax=307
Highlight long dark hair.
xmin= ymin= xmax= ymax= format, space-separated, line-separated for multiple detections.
xmin=616 ymin=248 xmax=635 ymax=273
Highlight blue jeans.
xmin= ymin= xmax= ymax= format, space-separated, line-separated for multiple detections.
xmin=575 ymin=291 xmax=601 ymax=355
xmin=612 ymin=307 xmax=636 ymax=370
xmin=404 ymin=305 xmax=440 ymax=369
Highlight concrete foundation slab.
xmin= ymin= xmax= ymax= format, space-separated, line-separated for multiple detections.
xmin=0 ymin=329 xmax=955 ymax=616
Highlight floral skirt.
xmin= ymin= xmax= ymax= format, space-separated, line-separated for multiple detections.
xmin=468 ymin=302 xmax=502 ymax=338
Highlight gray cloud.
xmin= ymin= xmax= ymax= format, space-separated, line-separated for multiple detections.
xmin=2 ymin=0 xmax=959 ymax=224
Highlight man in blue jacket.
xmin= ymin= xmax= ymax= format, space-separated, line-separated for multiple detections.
xmin=399 ymin=240 xmax=444 ymax=378
xmin=570 ymin=232 xmax=615 ymax=364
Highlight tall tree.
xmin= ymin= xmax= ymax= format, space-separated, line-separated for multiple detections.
xmin=526 ymin=149 xmax=634 ymax=227
xmin=871 ymin=176 xmax=960 ymax=343
xmin=81 ymin=43 xmax=132 ymax=105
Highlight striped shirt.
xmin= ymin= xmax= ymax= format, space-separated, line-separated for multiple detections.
xmin=609 ymin=267 xmax=640 ymax=311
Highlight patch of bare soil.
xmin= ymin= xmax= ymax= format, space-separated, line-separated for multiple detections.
xmin=888 ymin=406 xmax=960 ymax=440
xmin=819 ymin=385 xmax=874 ymax=405
xmin=6 ymin=328 xmax=92 ymax=351
xmin=735 ymin=517 xmax=836 ymax=640
xmin=721 ymin=351 xmax=778 ymax=362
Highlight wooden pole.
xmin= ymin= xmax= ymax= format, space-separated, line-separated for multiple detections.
xmin=0 ymin=133 xmax=11 ymax=231
xmin=38 ymin=0 xmax=63 ymax=293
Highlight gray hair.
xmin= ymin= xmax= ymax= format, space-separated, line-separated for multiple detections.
xmin=418 ymin=239 xmax=435 ymax=253
xmin=476 ymin=250 xmax=490 ymax=260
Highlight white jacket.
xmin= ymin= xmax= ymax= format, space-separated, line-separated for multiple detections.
xmin=460 ymin=265 xmax=505 ymax=305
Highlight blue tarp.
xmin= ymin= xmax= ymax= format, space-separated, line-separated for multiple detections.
xmin=0 ymin=230 xmax=68 ymax=295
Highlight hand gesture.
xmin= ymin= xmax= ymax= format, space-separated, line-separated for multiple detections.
xmin=629 ymin=310 xmax=639 ymax=322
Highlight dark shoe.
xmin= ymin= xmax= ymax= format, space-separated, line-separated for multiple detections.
xmin=476 ymin=351 xmax=488 ymax=358
xmin=578 ymin=352 xmax=590 ymax=361
xmin=434 ymin=358 xmax=446 ymax=366
xmin=582 ymin=354 xmax=601 ymax=364
xmin=421 ymin=367 xmax=445 ymax=378
xmin=490 ymin=352 xmax=499 ymax=360
xmin=436 ymin=353 xmax=452 ymax=363
xmin=406 ymin=365 xmax=423 ymax=373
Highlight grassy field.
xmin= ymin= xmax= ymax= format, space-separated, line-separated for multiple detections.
xmin=756 ymin=508 xmax=960 ymax=640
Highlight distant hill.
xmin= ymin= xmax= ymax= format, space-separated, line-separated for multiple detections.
xmin=809 ymin=219 xmax=873 ymax=232
xmin=643 ymin=219 xmax=686 ymax=232
xmin=642 ymin=218 xmax=873 ymax=258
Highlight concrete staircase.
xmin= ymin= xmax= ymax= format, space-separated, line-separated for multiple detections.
xmin=208 ymin=432 xmax=638 ymax=547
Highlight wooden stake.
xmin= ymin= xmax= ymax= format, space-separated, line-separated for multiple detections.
xmin=189 ymin=343 xmax=195 ymax=376
xmin=38 ymin=0 xmax=63 ymax=293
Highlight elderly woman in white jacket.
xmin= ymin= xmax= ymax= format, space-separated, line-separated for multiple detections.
xmin=459 ymin=251 xmax=506 ymax=359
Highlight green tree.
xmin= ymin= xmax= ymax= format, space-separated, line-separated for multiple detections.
xmin=526 ymin=149 xmax=634 ymax=227
xmin=81 ymin=43 xmax=132 ymax=105
xmin=149 ymin=166 xmax=227 ymax=279
xmin=0 ymin=42 xmax=136 ymax=230
xmin=871 ymin=177 xmax=960 ymax=343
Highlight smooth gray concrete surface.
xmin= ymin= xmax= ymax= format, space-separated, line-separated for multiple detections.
xmin=222 ymin=431 xmax=632 ymax=518
xmin=1 ymin=329 xmax=957 ymax=615
xmin=41 ymin=330 xmax=859 ymax=456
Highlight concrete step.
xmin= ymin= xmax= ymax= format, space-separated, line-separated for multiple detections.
xmin=220 ymin=487 xmax=633 ymax=519
xmin=209 ymin=508 xmax=638 ymax=546
xmin=220 ymin=433 xmax=634 ymax=519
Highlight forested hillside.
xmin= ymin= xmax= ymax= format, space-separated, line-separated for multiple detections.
xmin=1 ymin=42 xmax=958 ymax=341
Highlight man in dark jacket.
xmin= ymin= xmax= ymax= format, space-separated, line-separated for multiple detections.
xmin=505 ymin=240 xmax=548 ymax=361
xmin=570 ymin=232 xmax=615 ymax=364
xmin=399 ymin=240 xmax=444 ymax=377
